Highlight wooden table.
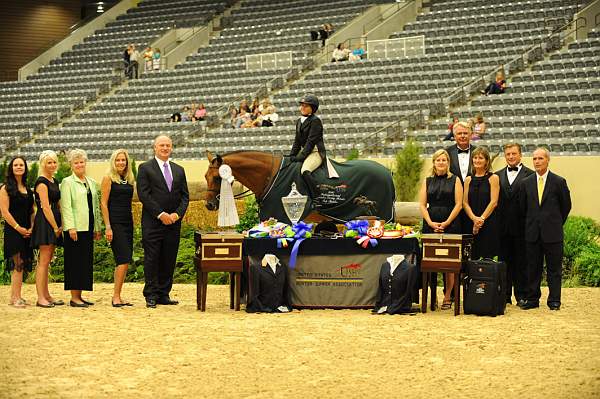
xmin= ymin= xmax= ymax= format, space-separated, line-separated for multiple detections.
xmin=420 ymin=234 xmax=473 ymax=316
xmin=194 ymin=232 xmax=244 ymax=311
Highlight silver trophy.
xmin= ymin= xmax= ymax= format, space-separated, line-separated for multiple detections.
xmin=281 ymin=183 xmax=308 ymax=224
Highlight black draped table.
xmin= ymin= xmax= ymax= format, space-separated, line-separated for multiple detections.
xmin=243 ymin=237 xmax=420 ymax=309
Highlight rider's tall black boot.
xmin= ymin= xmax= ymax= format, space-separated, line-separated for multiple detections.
xmin=302 ymin=171 xmax=320 ymax=199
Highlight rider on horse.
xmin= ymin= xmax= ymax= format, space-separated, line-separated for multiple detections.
xmin=288 ymin=94 xmax=326 ymax=198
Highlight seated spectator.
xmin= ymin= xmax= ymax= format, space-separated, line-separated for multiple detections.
xmin=442 ymin=116 xmax=459 ymax=141
xmin=143 ymin=47 xmax=153 ymax=72
xmin=472 ymin=114 xmax=487 ymax=140
xmin=261 ymin=106 xmax=279 ymax=127
xmin=250 ymin=97 xmax=260 ymax=114
xmin=152 ymin=48 xmax=161 ymax=71
xmin=228 ymin=105 xmax=238 ymax=128
xmin=250 ymin=97 xmax=262 ymax=121
xmin=238 ymin=99 xmax=249 ymax=114
xmin=332 ymin=43 xmax=350 ymax=62
xmin=348 ymin=46 xmax=366 ymax=61
xmin=482 ymin=71 xmax=506 ymax=95
xmin=235 ymin=107 xmax=252 ymax=128
xmin=170 ymin=112 xmax=181 ymax=122
xmin=194 ymin=103 xmax=207 ymax=121
xmin=181 ymin=106 xmax=192 ymax=122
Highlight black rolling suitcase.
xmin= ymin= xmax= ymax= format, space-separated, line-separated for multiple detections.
xmin=463 ymin=259 xmax=507 ymax=316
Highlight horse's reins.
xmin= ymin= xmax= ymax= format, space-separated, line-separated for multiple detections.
xmin=206 ymin=154 xmax=281 ymax=202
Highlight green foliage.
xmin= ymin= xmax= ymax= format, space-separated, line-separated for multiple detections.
xmin=173 ymin=224 xmax=197 ymax=283
xmin=236 ymin=195 xmax=259 ymax=233
xmin=0 ymin=223 xmax=226 ymax=285
xmin=27 ymin=162 xmax=39 ymax=188
xmin=346 ymin=148 xmax=359 ymax=161
xmin=393 ymin=139 xmax=424 ymax=201
xmin=563 ymin=216 xmax=600 ymax=269
xmin=0 ymin=158 xmax=7 ymax=184
xmin=131 ymin=158 xmax=138 ymax=179
xmin=54 ymin=153 xmax=71 ymax=184
xmin=562 ymin=216 xmax=600 ymax=286
xmin=573 ymin=245 xmax=600 ymax=286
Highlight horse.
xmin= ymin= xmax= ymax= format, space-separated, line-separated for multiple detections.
xmin=204 ymin=150 xmax=395 ymax=224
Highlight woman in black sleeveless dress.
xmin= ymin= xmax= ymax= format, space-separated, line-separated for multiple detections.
xmin=463 ymin=147 xmax=500 ymax=260
xmin=31 ymin=150 xmax=64 ymax=308
xmin=1 ymin=157 xmax=35 ymax=307
xmin=101 ymin=149 xmax=135 ymax=307
xmin=419 ymin=149 xmax=463 ymax=309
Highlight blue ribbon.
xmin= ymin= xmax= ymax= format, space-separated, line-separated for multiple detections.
xmin=288 ymin=222 xmax=313 ymax=269
xmin=344 ymin=220 xmax=369 ymax=236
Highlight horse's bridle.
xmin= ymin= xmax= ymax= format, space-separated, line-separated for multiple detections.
xmin=206 ymin=156 xmax=273 ymax=201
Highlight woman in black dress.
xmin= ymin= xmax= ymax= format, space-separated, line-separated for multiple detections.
xmin=60 ymin=149 xmax=102 ymax=308
xmin=463 ymin=147 xmax=500 ymax=260
xmin=31 ymin=150 xmax=64 ymax=308
xmin=0 ymin=157 xmax=35 ymax=308
xmin=419 ymin=149 xmax=463 ymax=309
xmin=101 ymin=149 xmax=135 ymax=307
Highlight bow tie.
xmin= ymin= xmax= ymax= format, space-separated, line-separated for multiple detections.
xmin=457 ymin=148 xmax=470 ymax=154
xmin=507 ymin=166 xmax=519 ymax=172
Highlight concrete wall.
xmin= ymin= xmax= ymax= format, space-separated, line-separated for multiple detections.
xmin=575 ymin=0 xmax=600 ymax=40
xmin=18 ymin=0 xmax=140 ymax=80
xmin=162 ymin=23 xmax=213 ymax=69
xmin=364 ymin=0 xmax=421 ymax=41
xmin=82 ymin=155 xmax=600 ymax=222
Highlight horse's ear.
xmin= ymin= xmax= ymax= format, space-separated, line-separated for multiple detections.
xmin=216 ymin=154 xmax=223 ymax=165
xmin=206 ymin=151 xmax=214 ymax=162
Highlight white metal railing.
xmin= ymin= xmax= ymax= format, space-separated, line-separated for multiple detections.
xmin=246 ymin=50 xmax=292 ymax=71
xmin=367 ymin=35 xmax=425 ymax=60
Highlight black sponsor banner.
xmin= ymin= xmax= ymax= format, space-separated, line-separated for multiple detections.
xmin=245 ymin=238 xmax=420 ymax=308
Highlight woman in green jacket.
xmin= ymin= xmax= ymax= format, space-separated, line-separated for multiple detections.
xmin=60 ymin=149 xmax=102 ymax=307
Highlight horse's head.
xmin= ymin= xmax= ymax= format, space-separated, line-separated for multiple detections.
xmin=205 ymin=151 xmax=224 ymax=211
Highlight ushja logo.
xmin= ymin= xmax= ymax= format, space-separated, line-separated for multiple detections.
xmin=340 ymin=263 xmax=361 ymax=278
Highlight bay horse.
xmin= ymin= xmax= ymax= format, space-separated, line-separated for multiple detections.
xmin=204 ymin=150 xmax=396 ymax=224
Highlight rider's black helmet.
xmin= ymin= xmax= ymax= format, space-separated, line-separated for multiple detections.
xmin=299 ymin=94 xmax=319 ymax=113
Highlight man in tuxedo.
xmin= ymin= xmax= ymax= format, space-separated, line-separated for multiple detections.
xmin=446 ymin=121 xmax=476 ymax=233
xmin=496 ymin=143 xmax=534 ymax=305
xmin=519 ymin=147 xmax=571 ymax=311
xmin=137 ymin=135 xmax=189 ymax=308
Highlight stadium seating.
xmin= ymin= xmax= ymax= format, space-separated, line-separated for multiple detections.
xmin=2 ymin=0 xmax=598 ymax=161
xmin=0 ymin=0 xmax=230 ymax=159
xmin=10 ymin=0 xmax=375 ymax=161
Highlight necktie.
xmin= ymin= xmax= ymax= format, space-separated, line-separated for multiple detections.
xmin=163 ymin=162 xmax=173 ymax=191
xmin=537 ymin=176 xmax=544 ymax=205
xmin=508 ymin=166 xmax=518 ymax=172
xmin=457 ymin=148 xmax=469 ymax=154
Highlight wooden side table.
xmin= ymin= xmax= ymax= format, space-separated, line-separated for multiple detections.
xmin=194 ymin=232 xmax=244 ymax=311
xmin=420 ymin=234 xmax=472 ymax=316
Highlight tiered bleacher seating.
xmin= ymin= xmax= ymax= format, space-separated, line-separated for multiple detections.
xmin=242 ymin=0 xmax=586 ymax=158
xmin=1 ymin=0 xmax=229 ymax=159
xmin=16 ymin=0 xmax=378 ymax=160
xmin=4 ymin=0 xmax=598 ymax=161
xmin=423 ymin=31 xmax=600 ymax=155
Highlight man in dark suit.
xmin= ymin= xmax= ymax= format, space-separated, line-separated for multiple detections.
xmin=496 ymin=143 xmax=534 ymax=306
xmin=137 ymin=135 xmax=189 ymax=308
xmin=519 ymin=147 xmax=571 ymax=311
xmin=446 ymin=121 xmax=476 ymax=234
